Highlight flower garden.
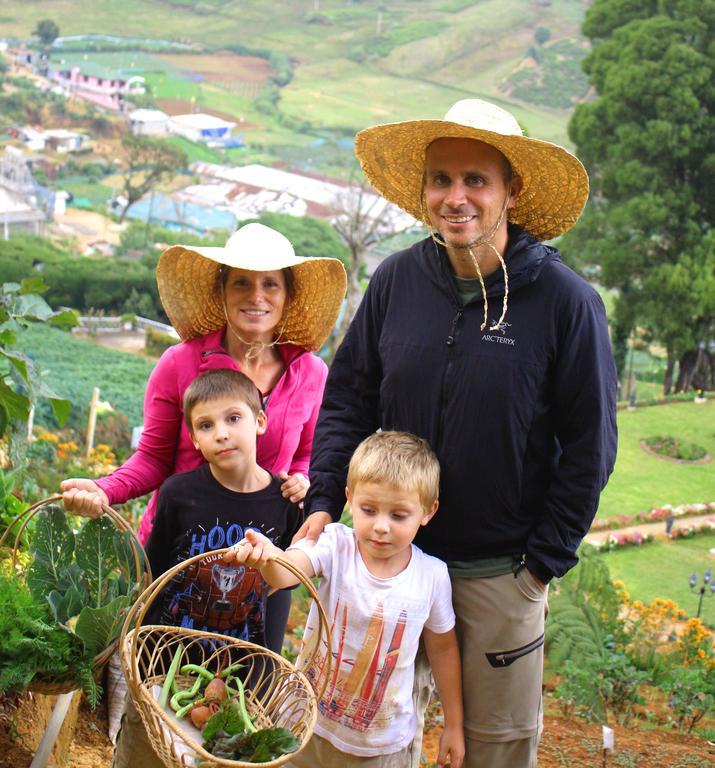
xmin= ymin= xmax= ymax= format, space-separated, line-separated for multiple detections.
xmin=0 ymin=284 xmax=713 ymax=766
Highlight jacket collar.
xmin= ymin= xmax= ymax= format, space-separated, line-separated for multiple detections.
xmin=417 ymin=223 xmax=555 ymax=300
xmin=197 ymin=327 xmax=306 ymax=372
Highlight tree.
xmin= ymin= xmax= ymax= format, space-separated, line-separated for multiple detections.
xmin=534 ymin=26 xmax=551 ymax=45
xmin=0 ymin=277 xmax=74 ymax=438
xmin=560 ymin=0 xmax=715 ymax=393
xmin=329 ymin=174 xmax=417 ymax=346
xmin=118 ymin=135 xmax=187 ymax=223
xmin=34 ymin=19 xmax=59 ymax=49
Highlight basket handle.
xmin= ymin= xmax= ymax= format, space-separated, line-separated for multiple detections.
xmin=120 ymin=548 xmax=332 ymax=700
xmin=0 ymin=494 xmax=150 ymax=588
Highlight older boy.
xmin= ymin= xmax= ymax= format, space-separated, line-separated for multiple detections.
xmin=226 ymin=431 xmax=464 ymax=768
xmin=112 ymin=369 xmax=303 ymax=768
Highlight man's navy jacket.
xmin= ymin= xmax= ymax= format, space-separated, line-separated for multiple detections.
xmin=307 ymin=226 xmax=618 ymax=583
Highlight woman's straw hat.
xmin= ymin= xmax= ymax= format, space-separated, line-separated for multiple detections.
xmin=355 ymin=99 xmax=589 ymax=241
xmin=157 ymin=223 xmax=347 ymax=351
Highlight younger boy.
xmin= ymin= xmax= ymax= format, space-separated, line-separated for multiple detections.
xmin=226 ymin=431 xmax=465 ymax=768
xmin=112 ymin=369 xmax=303 ymax=768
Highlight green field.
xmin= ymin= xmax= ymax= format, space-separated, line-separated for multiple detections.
xmin=15 ymin=324 xmax=155 ymax=429
xmin=601 ymin=534 xmax=715 ymax=626
xmin=597 ymin=401 xmax=715 ymax=519
xmin=1 ymin=0 xmax=589 ymax=149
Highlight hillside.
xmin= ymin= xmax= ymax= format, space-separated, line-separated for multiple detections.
xmin=1 ymin=0 xmax=591 ymax=146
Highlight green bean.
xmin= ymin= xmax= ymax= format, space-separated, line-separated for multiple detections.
xmin=169 ymin=676 xmax=205 ymax=711
xmin=219 ymin=662 xmax=245 ymax=679
xmin=180 ymin=664 xmax=215 ymax=681
xmin=160 ymin=646 xmax=184 ymax=709
xmin=233 ymin=676 xmax=257 ymax=734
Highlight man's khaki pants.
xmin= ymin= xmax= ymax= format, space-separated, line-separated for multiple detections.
xmin=452 ymin=568 xmax=546 ymax=768
xmin=409 ymin=567 xmax=545 ymax=768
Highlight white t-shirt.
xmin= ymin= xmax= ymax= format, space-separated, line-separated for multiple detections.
xmin=290 ymin=523 xmax=455 ymax=757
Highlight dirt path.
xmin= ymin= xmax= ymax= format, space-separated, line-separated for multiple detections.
xmin=4 ymin=694 xmax=712 ymax=768
xmin=585 ymin=513 xmax=715 ymax=545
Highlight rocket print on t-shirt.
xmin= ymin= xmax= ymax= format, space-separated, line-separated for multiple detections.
xmin=304 ymin=598 xmax=408 ymax=732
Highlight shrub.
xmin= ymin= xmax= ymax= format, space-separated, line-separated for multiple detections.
xmin=555 ymin=648 xmax=648 ymax=726
xmin=643 ymin=435 xmax=708 ymax=461
xmin=145 ymin=326 xmax=179 ymax=357
xmin=665 ymin=666 xmax=715 ymax=733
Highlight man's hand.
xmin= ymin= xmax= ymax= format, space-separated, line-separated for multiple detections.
xmin=60 ymin=478 xmax=108 ymax=518
xmin=291 ymin=510 xmax=332 ymax=546
xmin=278 ymin=471 xmax=309 ymax=504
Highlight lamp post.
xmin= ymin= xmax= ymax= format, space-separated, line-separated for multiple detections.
xmin=689 ymin=569 xmax=715 ymax=619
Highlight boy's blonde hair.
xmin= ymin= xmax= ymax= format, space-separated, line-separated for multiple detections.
xmin=347 ymin=431 xmax=440 ymax=511
xmin=183 ymin=369 xmax=262 ymax=432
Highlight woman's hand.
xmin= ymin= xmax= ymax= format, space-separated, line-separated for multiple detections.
xmin=60 ymin=478 xmax=109 ymax=518
xmin=291 ymin=510 xmax=332 ymax=546
xmin=279 ymin=471 xmax=309 ymax=504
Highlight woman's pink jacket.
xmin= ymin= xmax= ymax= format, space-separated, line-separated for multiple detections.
xmin=95 ymin=328 xmax=328 ymax=545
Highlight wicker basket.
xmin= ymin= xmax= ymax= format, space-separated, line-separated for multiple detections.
xmin=0 ymin=494 xmax=150 ymax=696
xmin=119 ymin=548 xmax=331 ymax=768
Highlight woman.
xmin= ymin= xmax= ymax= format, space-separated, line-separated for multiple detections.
xmin=62 ymin=222 xmax=346 ymax=651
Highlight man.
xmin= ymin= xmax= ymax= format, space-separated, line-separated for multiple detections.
xmin=299 ymin=99 xmax=618 ymax=768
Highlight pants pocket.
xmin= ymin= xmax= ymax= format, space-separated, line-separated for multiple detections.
xmin=485 ymin=633 xmax=545 ymax=668
xmin=514 ymin=567 xmax=546 ymax=601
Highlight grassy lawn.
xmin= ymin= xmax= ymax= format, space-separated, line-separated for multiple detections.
xmin=601 ymin=534 xmax=715 ymax=626
xmin=596 ymin=401 xmax=715 ymax=519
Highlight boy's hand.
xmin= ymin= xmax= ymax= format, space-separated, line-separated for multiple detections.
xmin=278 ymin=471 xmax=309 ymax=504
xmin=61 ymin=478 xmax=108 ymax=518
xmin=223 ymin=529 xmax=277 ymax=569
xmin=437 ymin=723 xmax=465 ymax=768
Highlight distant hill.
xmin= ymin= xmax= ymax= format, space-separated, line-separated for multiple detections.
xmin=1 ymin=0 xmax=591 ymax=146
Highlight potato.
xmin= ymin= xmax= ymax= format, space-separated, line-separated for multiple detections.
xmin=189 ymin=705 xmax=212 ymax=730
xmin=204 ymin=677 xmax=227 ymax=704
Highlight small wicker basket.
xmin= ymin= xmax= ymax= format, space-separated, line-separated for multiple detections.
xmin=119 ymin=548 xmax=332 ymax=768
xmin=0 ymin=494 xmax=149 ymax=696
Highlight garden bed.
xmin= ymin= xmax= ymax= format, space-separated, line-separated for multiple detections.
xmin=640 ymin=438 xmax=711 ymax=464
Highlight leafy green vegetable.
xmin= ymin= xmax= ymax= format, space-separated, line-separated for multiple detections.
xmin=0 ymin=506 xmax=144 ymax=704
xmin=200 ymin=699 xmax=298 ymax=764
xmin=0 ymin=571 xmax=84 ymax=693
xmin=202 ymin=728 xmax=299 ymax=763
xmin=202 ymin=700 xmax=246 ymax=741
xmin=75 ymin=516 xmax=123 ymax=608
xmin=26 ymin=506 xmax=74 ymax=599
xmin=74 ymin=594 xmax=132 ymax=658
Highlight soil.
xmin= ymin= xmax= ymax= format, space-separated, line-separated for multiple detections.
xmin=156 ymin=52 xmax=271 ymax=85
xmin=2 ymin=693 xmax=713 ymax=768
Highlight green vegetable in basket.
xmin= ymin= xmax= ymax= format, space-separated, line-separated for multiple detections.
xmin=160 ymin=645 xmax=184 ymax=709
xmin=202 ymin=728 xmax=299 ymax=763
xmin=199 ymin=696 xmax=299 ymax=764
xmin=0 ymin=505 xmax=144 ymax=705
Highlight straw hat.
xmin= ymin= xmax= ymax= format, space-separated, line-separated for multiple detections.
xmin=157 ymin=223 xmax=347 ymax=351
xmin=355 ymin=99 xmax=589 ymax=241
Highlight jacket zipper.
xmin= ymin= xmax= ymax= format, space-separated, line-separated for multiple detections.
xmin=437 ymin=307 xmax=463 ymax=451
